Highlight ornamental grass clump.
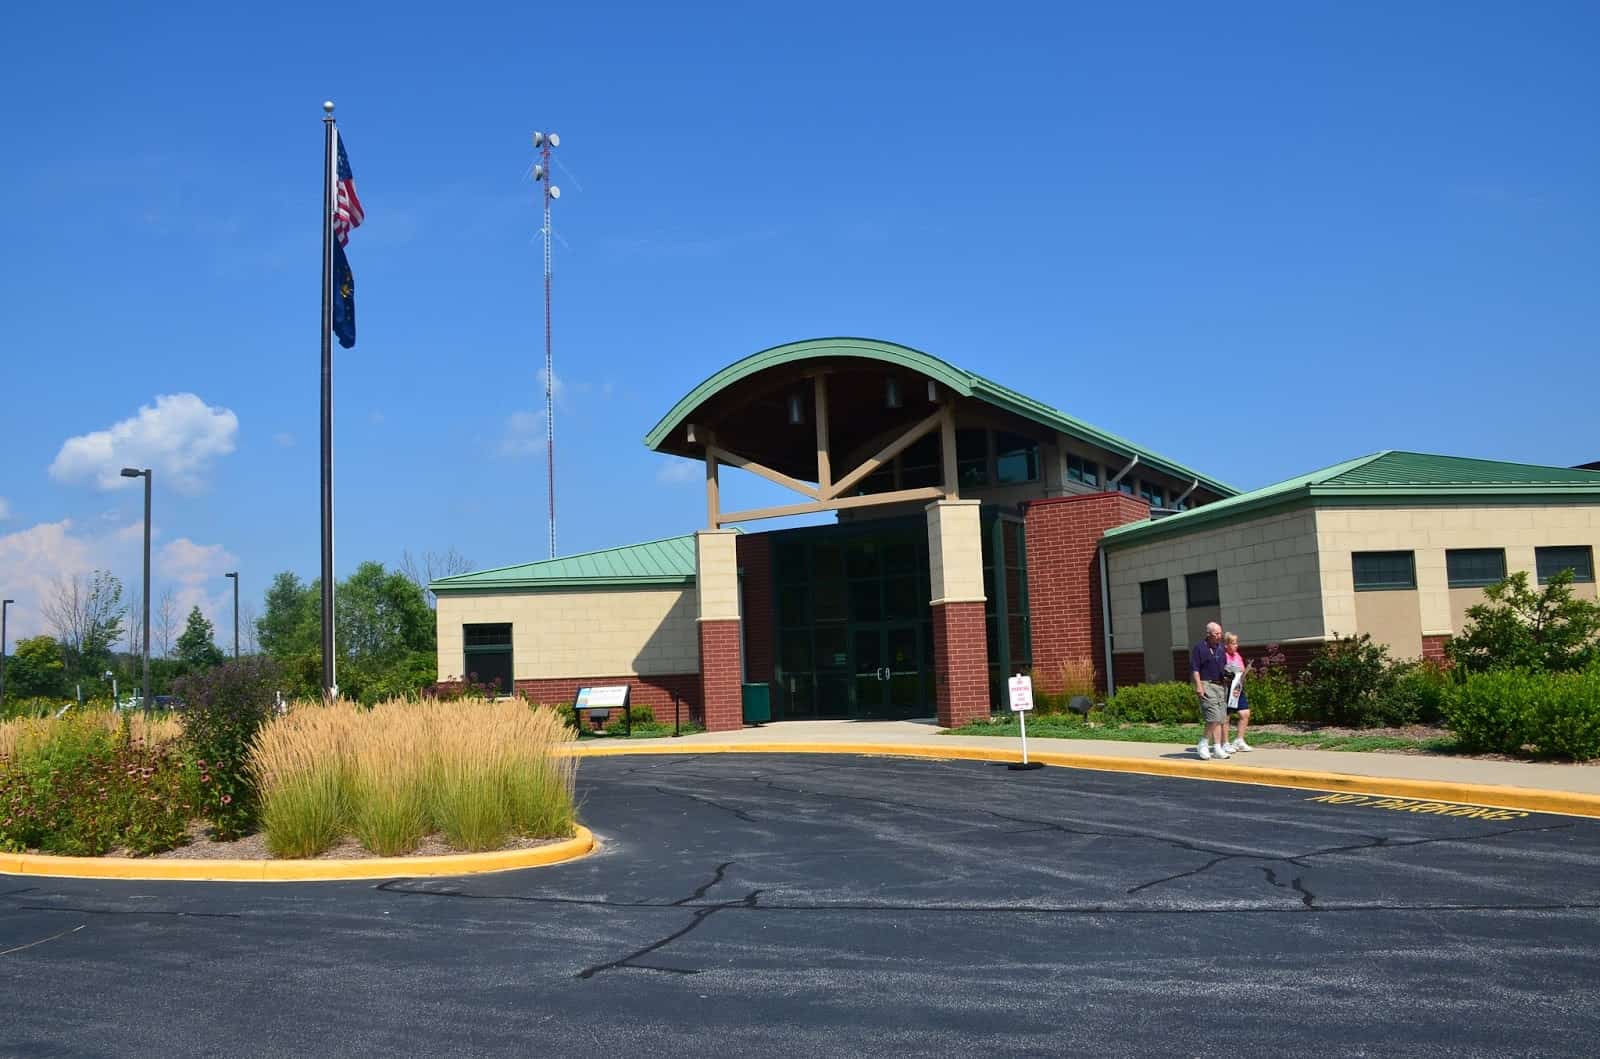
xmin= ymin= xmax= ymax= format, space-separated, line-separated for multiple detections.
xmin=247 ymin=696 xmax=577 ymax=858
xmin=346 ymin=703 xmax=430 ymax=856
xmin=248 ymin=702 xmax=358 ymax=858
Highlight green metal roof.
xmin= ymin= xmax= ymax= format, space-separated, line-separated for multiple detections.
xmin=430 ymin=534 xmax=700 ymax=593
xmin=643 ymin=337 xmax=1237 ymax=497
xmin=1103 ymin=451 xmax=1600 ymax=549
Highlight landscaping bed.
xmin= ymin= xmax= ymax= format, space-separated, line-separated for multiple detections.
xmin=1 ymin=659 xmax=581 ymax=862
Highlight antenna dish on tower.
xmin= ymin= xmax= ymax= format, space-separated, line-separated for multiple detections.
xmin=533 ymin=163 xmax=545 ymax=180
xmin=532 ymin=131 xmax=545 ymax=147
xmin=548 ymin=133 xmax=560 ymax=147
xmin=549 ymin=186 xmax=561 ymax=199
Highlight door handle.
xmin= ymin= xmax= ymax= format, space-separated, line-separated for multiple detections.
xmin=878 ymin=667 xmax=890 ymax=681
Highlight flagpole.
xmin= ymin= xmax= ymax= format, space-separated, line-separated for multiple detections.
xmin=320 ymin=101 xmax=338 ymax=699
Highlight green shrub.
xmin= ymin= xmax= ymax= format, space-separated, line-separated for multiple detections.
xmin=1390 ymin=660 xmax=1452 ymax=726
xmin=1105 ymin=682 xmax=1198 ymax=724
xmin=1299 ymin=634 xmax=1404 ymax=727
xmin=1241 ymin=668 xmax=1299 ymax=724
xmin=1442 ymin=669 xmax=1537 ymax=754
xmin=175 ymin=657 xmax=282 ymax=840
xmin=1447 ymin=571 xmax=1600 ymax=674
xmin=602 ymin=703 xmax=656 ymax=735
xmin=1527 ymin=667 xmax=1600 ymax=761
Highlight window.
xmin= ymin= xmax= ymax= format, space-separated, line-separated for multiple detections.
xmin=955 ymin=429 xmax=989 ymax=487
xmin=1536 ymin=545 xmax=1595 ymax=585
xmin=1185 ymin=570 xmax=1220 ymax=608
xmin=1139 ymin=481 xmax=1164 ymax=508
xmin=1114 ymin=475 xmax=1135 ymax=496
xmin=1140 ymin=579 xmax=1170 ymax=613
xmin=1353 ymin=551 xmax=1416 ymax=591
xmin=900 ymin=434 xmax=941 ymax=489
xmin=1066 ymin=453 xmax=1099 ymax=488
xmin=462 ymin=623 xmax=513 ymax=694
xmin=1446 ymin=548 xmax=1507 ymax=589
xmin=994 ymin=431 xmax=1040 ymax=484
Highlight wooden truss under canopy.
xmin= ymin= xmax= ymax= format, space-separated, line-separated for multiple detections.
xmin=694 ymin=374 xmax=960 ymax=528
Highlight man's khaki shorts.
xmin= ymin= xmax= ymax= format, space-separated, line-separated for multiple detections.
xmin=1198 ymin=682 xmax=1228 ymax=724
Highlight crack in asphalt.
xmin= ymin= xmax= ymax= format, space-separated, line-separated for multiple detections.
xmin=652 ymin=786 xmax=757 ymax=823
xmin=13 ymin=904 xmax=243 ymax=920
xmin=575 ymin=860 xmax=763 ymax=979
xmin=1260 ymin=866 xmax=1316 ymax=909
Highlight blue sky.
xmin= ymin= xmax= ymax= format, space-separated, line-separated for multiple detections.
xmin=1 ymin=0 xmax=1595 ymax=641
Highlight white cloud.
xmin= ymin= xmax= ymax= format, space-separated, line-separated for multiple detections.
xmin=499 ymin=409 xmax=546 ymax=458
xmin=0 ymin=496 xmax=9 ymax=520
xmin=656 ymin=458 xmax=700 ymax=485
xmin=0 ymin=519 xmax=231 ymax=642
xmin=50 ymin=393 xmax=239 ymax=493
xmin=159 ymin=537 xmax=239 ymax=627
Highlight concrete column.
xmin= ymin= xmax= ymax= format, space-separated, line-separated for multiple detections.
xmin=926 ymin=499 xmax=988 ymax=728
xmin=696 ymin=529 xmax=743 ymax=731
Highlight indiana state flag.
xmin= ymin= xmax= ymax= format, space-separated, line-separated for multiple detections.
xmin=333 ymin=242 xmax=355 ymax=349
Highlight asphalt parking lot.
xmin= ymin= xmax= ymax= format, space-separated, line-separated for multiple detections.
xmin=4 ymin=753 xmax=1600 ymax=1058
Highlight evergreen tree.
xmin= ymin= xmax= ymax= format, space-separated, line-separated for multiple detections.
xmin=175 ymin=606 xmax=226 ymax=671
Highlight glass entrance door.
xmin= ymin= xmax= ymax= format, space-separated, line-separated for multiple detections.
xmin=852 ymin=623 xmax=925 ymax=719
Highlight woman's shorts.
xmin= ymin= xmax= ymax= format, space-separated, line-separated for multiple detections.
xmin=1227 ymin=691 xmax=1250 ymax=713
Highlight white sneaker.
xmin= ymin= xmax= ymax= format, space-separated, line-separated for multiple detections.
xmin=1214 ymin=741 xmax=1233 ymax=758
xmin=1233 ymin=739 xmax=1253 ymax=752
xmin=1196 ymin=741 xmax=1212 ymax=760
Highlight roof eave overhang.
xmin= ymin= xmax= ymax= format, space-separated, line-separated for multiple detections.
xmin=433 ymin=575 xmax=696 ymax=595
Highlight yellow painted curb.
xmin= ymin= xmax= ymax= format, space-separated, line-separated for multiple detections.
xmin=0 ymin=825 xmax=595 ymax=883
xmin=568 ymin=742 xmax=1600 ymax=819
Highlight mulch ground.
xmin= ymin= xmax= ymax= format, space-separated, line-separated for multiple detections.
xmin=121 ymin=822 xmax=562 ymax=860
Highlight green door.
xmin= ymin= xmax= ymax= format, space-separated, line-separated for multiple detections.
xmin=851 ymin=623 xmax=925 ymax=719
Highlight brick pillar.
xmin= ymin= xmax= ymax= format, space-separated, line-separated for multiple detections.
xmin=927 ymin=499 xmax=989 ymax=728
xmin=1022 ymin=493 xmax=1150 ymax=695
xmin=697 ymin=530 xmax=743 ymax=732
xmin=1421 ymin=634 xmax=1450 ymax=667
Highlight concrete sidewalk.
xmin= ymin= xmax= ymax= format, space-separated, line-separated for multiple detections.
xmin=619 ymin=718 xmax=1600 ymax=796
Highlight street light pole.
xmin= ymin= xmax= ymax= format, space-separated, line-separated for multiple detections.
xmin=1 ymin=599 xmax=14 ymax=703
xmin=225 ymin=572 xmax=239 ymax=659
xmin=121 ymin=467 xmax=152 ymax=705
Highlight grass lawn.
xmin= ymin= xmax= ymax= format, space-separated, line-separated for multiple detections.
xmin=577 ymin=720 xmax=707 ymax=739
xmin=942 ymin=715 xmax=1460 ymax=754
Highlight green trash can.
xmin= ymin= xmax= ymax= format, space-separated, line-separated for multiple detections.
xmin=741 ymin=682 xmax=772 ymax=725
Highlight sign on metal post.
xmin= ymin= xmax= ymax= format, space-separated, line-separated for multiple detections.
xmin=574 ymin=685 xmax=632 ymax=736
xmin=1007 ymin=674 xmax=1044 ymax=771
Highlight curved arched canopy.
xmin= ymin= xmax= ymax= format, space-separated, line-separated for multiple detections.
xmin=644 ymin=337 xmax=1234 ymax=497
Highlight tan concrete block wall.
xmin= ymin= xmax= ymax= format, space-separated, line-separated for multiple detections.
xmin=1354 ymin=590 xmax=1424 ymax=659
xmin=696 ymin=529 xmax=741 ymax=621
xmin=435 ymin=587 xmax=699 ymax=681
xmin=926 ymin=499 xmax=986 ymax=604
xmin=1107 ymin=507 xmax=1324 ymax=653
xmin=1316 ymin=504 xmax=1600 ymax=649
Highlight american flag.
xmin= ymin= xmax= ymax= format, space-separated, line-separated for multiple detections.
xmin=334 ymin=133 xmax=364 ymax=246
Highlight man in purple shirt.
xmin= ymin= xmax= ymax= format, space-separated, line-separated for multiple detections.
xmin=1191 ymin=621 xmax=1233 ymax=759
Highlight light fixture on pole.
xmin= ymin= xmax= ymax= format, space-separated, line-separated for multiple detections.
xmin=532 ymin=129 xmax=562 ymax=559
xmin=120 ymin=467 xmax=152 ymax=707
xmin=225 ymin=571 xmax=240 ymax=659
xmin=0 ymin=598 xmax=13 ymax=704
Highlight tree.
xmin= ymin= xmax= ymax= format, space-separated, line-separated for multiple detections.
xmin=156 ymin=587 xmax=178 ymax=658
xmin=258 ymin=572 xmax=318 ymax=658
xmin=42 ymin=571 xmax=125 ymax=682
xmin=238 ymin=601 xmax=261 ymax=656
xmin=5 ymin=636 xmax=68 ymax=699
xmin=175 ymin=606 xmax=225 ymax=671
xmin=126 ymin=590 xmax=144 ymax=656
xmin=400 ymin=547 xmax=473 ymax=608
xmin=1448 ymin=570 xmax=1600 ymax=674
xmin=339 ymin=561 xmax=435 ymax=662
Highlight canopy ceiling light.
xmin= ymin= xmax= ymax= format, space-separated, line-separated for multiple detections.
xmin=885 ymin=377 xmax=902 ymax=409
xmin=787 ymin=392 xmax=806 ymax=426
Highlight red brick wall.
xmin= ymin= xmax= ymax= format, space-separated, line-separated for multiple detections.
xmin=1023 ymin=493 xmax=1151 ymax=695
xmin=1112 ymin=652 xmax=1144 ymax=691
xmin=737 ymin=533 xmax=774 ymax=684
xmin=699 ymin=618 xmax=744 ymax=732
xmin=1421 ymin=635 xmax=1450 ymax=667
xmin=510 ymin=673 xmax=701 ymax=729
xmin=933 ymin=600 xmax=989 ymax=728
